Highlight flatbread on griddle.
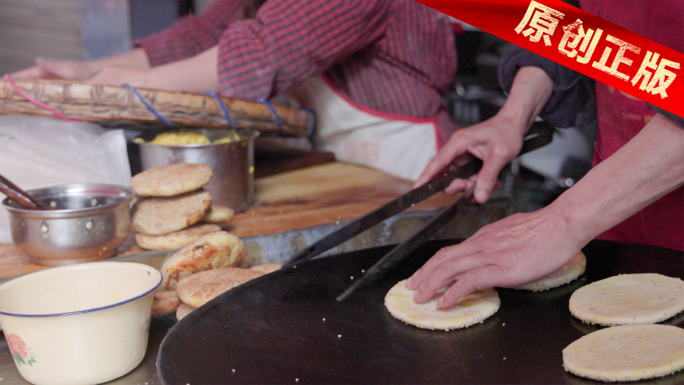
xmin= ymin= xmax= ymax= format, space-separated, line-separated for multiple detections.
xmin=563 ymin=324 xmax=684 ymax=382
xmin=515 ymin=252 xmax=586 ymax=291
xmin=132 ymin=190 xmax=211 ymax=236
xmin=569 ymin=273 xmax=684 ymax=325
xmin=130 ymin=163 xmax=212 ymax=197
xmin=384 ymin=280 xmax=500 ymax=330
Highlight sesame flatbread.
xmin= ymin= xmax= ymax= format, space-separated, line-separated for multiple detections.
xmin=160 ymin=231 xmax=245 ymax=290
xmin=201 ymin=205 xmax=235 ymax=223
xmin=130 ymin=163 xmax=212 ymax=197
xmin=250 ymin=263 xmax=283 ymax=275
xmin=176 ymin=303 xmax=194 ymax=321
xmin=177 ymin=267 xmax=261 ymax=309
xmin=563 ymin=324 xmax=684 ymax=382
xmin=569 ymin=273 xmax=684 ymax=325
xmin=384 ymin=280 xmax=500 ymax=330
xmin=516 ymin=252 xmax=586 ymax=291
xmin=135 ymin=223 xmax=221 ymax=250
xmin=151 ymin=290 xmax=181 ymax=318
xmin=132 ymin=190 xmax=211 ymax=236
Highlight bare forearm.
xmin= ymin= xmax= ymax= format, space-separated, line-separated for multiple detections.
xmin=88 ymin=49 xmax=150 ymax=72
xmin=13 ymin=48 xmax=151 ymax=80
xmin=142 ymin=47 xmax=219 ymax=93
xmin=554 ymin=114 xmax=684 ymax=245
xmin=497 ymin=66 xmax=554 ymax=135
xmin=414 ymin=66 xmax=555 ymax=200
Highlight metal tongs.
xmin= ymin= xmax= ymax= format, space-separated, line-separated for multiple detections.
xmin=282 ymin=122 xmax=555 ymax=301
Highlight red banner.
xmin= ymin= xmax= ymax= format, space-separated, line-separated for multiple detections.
xmin=416 ymin=0 xmax=683 ymax=117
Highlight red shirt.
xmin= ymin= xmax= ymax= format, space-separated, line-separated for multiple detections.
xmin=135 ymin=0 xmax=456 ymax=118
xmin=580 ymin=0 xmax=684 ymax=251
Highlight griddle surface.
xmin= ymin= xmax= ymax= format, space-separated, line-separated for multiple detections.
xmin=158 ymin=240 xmax=684 ymax=384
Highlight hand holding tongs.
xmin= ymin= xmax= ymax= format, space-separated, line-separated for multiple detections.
xmin=282 ymin=122 xmax=555 ymax=301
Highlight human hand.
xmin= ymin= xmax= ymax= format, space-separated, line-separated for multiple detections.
xmin=405 ymin=203 xmax=584 ymax=309
xmin=414 ymin=112 xmax=528 ymax=204
xmin=10 ymin=57 xmax=98 ymax=80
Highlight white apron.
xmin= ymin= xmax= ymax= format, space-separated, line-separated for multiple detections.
xmin=291 ymin=75 xmax=445 ymax=181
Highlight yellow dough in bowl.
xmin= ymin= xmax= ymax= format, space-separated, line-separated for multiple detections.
xmin=149 ymin=131 xmax=211 ymax=145
xmin=213 ymin=130 xmax=241 ymax=144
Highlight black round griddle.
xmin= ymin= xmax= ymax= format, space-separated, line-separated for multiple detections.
xmin=158 ymin=240 xmax=684 ymax=384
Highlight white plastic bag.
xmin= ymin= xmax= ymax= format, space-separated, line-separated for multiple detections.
xmin=0 ymin=115 xmax=131 ymax=244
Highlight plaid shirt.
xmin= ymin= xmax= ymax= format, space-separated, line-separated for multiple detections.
xmin=136 ymin=0 xmax=456 ymax=118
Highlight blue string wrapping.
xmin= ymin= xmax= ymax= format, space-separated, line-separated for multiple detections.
xmin=122 ymin=84 xmax=313 ymax=137
xmin=205 ymin=91 xmax=237 ymax=130
xmin=255 ymin=97 xmax=284 ymax=136
xmin=122 ymin=83 xmax=174 ymax=126
xmin=300 ymin=106 xmax=316 ymax=139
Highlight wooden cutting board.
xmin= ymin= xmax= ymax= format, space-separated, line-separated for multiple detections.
xmin=0 ymin=162 xmax=459 ymax=278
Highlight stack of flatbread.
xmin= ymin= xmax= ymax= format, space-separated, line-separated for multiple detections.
xmin=130 ymin=163 xmax=236 ymax=250
xmin=131 ymin=163 xmax=284 ymax=320
xmin=149 ymin=230 xmax=283 ymax=320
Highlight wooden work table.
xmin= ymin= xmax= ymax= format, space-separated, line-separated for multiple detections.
xmin=0 ymin=162 xmax=460 ymax=278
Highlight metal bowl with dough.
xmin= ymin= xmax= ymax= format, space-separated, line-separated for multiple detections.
xmin=136 ymin=128 xmax=259 ymax=212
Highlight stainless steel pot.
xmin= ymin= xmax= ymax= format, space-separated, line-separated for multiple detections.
xmin=2 ymin=184 xmax=133 ymax=266
xmin=137 ymin=129 xmax=259 ymax=212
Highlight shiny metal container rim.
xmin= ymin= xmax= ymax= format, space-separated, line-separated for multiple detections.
xmin=2 ymin=183 xmax=134 ymax=219
xmin=135 ymin=128 xmax=260 ymax=148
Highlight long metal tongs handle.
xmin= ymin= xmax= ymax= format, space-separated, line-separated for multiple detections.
xmin=336 ymin=185 xmax=476 ymax=301
xmin=281 ymin=160 xmax=483 ymax=270
xmin=282 ymin=121 xmax=554 ymax=271
xmin=335 ymin=122 xmax=555 ymax=300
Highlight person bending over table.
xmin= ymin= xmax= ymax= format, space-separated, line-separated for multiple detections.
xmin=406 ymin=0 xmax=684 ymax=308
xmin=11 ymin=0 xmax=457 ymax=181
